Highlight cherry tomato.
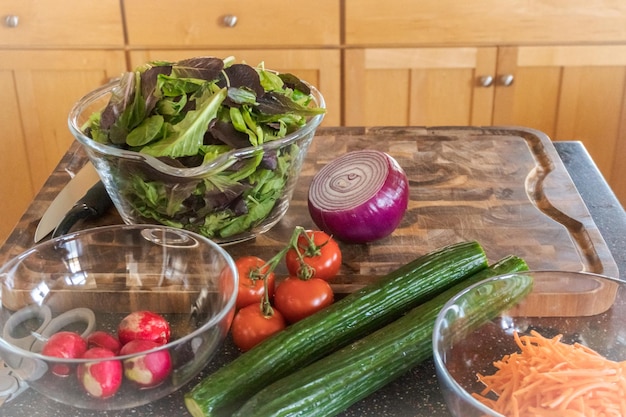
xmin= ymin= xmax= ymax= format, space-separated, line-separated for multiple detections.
xmin=235 ymin=256 xmax=276 ymax=310
xmin=231 ymin=304 xmax=286 ymax=352
xmin=285 ymin=230 xmax=342 ymax=281
xmin=274 ymin=277 xmax=334 ymax=323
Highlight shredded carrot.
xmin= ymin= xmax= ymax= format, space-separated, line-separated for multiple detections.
xmin=472 ymin=330 xmax=626 ymax=417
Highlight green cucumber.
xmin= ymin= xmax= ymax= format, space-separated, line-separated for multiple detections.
xmin=185 ymin=241 xmax=488 ymax=417
xmin=232 ymin=255 xmax=531 ymax=417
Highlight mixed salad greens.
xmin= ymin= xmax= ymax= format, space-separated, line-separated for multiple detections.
xmin=83 ymin=56 xmax=325 ymax=239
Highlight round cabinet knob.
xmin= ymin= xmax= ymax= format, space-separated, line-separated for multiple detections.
xmin=4 ymin=15 xmax=19 ymax=28
xmin=499 ymin=74 xmax=515 ymax=87
xmin=222 ymin=14 xmax=238 ymax=28
xmin=477 ymin=75 xmax=494 ymax=87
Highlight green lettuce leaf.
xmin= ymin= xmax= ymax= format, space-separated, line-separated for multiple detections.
xmin=140 ymin=87 xmax=227 ymax=158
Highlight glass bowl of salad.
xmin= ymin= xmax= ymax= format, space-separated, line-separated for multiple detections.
xmin=432 ymin=270 xmax=626 ymax=417
xmin=68 ymin=56 xmax=325 ymax=245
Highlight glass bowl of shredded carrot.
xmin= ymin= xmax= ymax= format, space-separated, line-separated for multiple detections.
xmin=432 ymin=270 xmax=626 ymax=417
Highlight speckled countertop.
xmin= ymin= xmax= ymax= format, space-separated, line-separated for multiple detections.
xmin=1 ymin=128 xmax=625 ymax=417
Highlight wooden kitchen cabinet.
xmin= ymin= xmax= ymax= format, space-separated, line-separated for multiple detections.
xmin=0 ymin=50 xmax=126 ymax=243
xmin=123 ymin=0 xmax=339 ymax=48
xmin=0 ymin=0 xmax=124 ymax=48
xmin=0 ymin=68 xmax=32 ymax=244
xmin=492 ymin=45 xmax=626 ymax=199
xmin=344 ymin=0 xmax=626 ymax=47
xmin=344 ymin=47 xmax=498 ymax=127
xmin=0 ymin=0 xmax=126 ymax=244
xmin=344 ymin=45 xmax=626 ymax=206
xmin=344 ymin=0 xmax=626 ymax=207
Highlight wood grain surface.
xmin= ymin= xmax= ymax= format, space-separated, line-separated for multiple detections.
xmin=1 ymin=126 xmax=619 ymax=315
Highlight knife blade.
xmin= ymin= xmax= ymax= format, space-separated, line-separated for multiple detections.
xmin=34 ymin=163 xmax=113 ymax=242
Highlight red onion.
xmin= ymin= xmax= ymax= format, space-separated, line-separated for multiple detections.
xmin=307 ymin=149 xmax=409 ymax=244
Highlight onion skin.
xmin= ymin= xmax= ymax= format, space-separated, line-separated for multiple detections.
xmin=307 ymin=150 xmax=409 ymax=243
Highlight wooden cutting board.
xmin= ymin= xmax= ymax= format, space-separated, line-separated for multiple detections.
xmin=229 ymin=126 xmax=620 ymax=316
xmin=1 ymin=126 xmax=619 ymax=316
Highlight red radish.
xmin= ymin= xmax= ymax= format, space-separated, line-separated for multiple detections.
xmin=86 ymin=331 xmax=122 ymax=355
xmin=308 ymin=149 xmax=409 ymax=243
xmin=77 ymin=347 xmax=122 ymax=399
xmin=41 ymin=331 xmax=87 ymax=376
xmin=117 ymin=311 xmax=171 ymax=346
xmin=120 ymin=339 xmax=172 ymax=387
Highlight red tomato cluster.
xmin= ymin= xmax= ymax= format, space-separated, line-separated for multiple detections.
xmin=231 ymin=229 xmax=342 ymax=352
xmin=40 ymin=310 xmax=172 ymax=399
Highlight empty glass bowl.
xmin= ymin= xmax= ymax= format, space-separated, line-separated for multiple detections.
xmin=0 ymin=225 xmax=238 ymax=410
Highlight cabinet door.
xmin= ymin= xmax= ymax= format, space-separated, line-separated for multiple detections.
xmin=129 ymin=49 xmax=341 ymax=126
xmin=492 ymin=45 xmax=626 ymax=204
xmin=0 ymin=70 xmax=32 ymax=243
xmin=344 ymin=48 xmax=497 ymax=126
xmin=0 ymin=50 xmax=126 ymax=242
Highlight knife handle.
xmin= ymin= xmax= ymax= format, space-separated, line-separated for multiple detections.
xmin=52 ymin=181 xmax=113 ymax=238
xmin=81 ymin=181 xmax=112 ymax=215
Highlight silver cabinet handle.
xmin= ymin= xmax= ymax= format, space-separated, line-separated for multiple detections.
xmin=222 ymin=14 xmax=238 ymax=28
xmin=4 ymin=15 xmax=19 ymax=28
xmin=499 ymin=74 xmax=515 ymax=86
xmin=478 ymin=75 xmax=494 ymax=87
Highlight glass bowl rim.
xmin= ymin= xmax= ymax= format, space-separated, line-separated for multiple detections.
xmin=67 ymin=76 xmax=326 ymax=179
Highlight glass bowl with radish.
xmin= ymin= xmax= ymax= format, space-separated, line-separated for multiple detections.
xmin=432 ymin=270 xmax=626 ymax=417
xmin=68 ymin=56 xmax=325 ymax=245
xmin=0 ymin=225 xmax=238 ymax=410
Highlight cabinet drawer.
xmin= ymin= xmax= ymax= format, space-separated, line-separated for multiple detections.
xmin=124 ymin=0 xmax=339 ymax=47
xmin=345 ymin=0 xmax=626 ymax=46
xmin=0 ymin=0 xmax=124 ymax=47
